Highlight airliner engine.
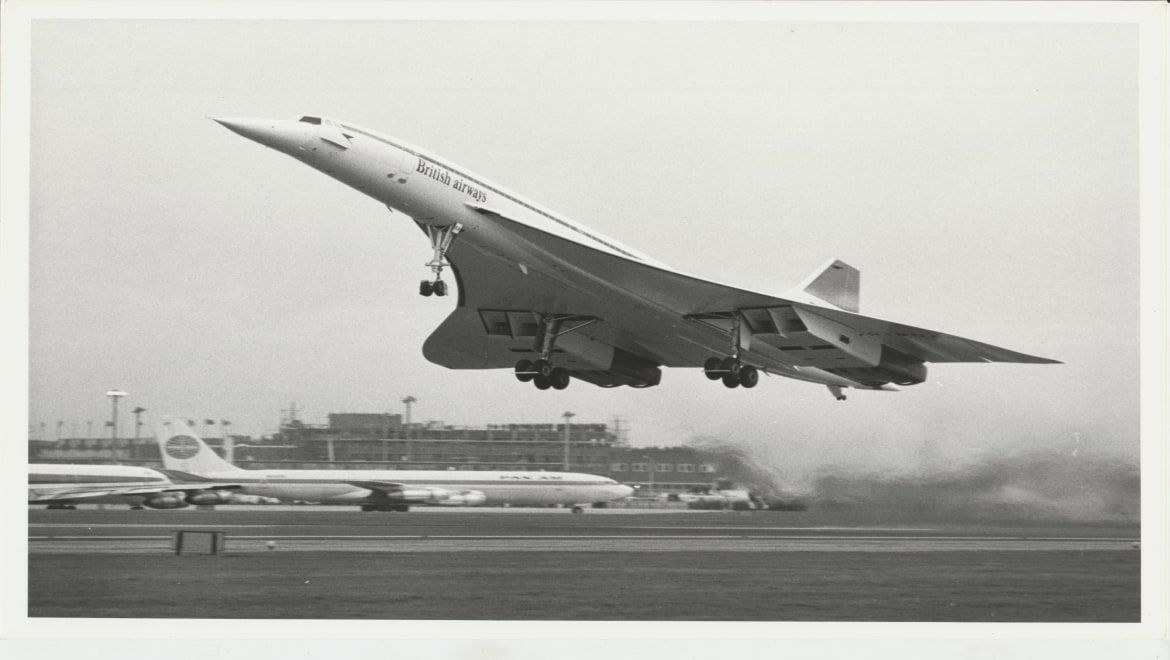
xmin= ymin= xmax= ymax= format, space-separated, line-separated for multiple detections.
xmin=394 ymin=487 xmax=486 ymax=505
xmin=141 ymin=490 xmax=236 ymax=509
xmin=434 ymin=490 xmax=488 ymax=506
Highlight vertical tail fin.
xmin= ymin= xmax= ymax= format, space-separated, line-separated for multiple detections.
xmin=155 ymin=417 xmax=245 ymax=475
xmin=794 ymin=259 xmax=860 ymax=312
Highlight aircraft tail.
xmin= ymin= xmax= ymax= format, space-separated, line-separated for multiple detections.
xmin=794 ymin=259 xmax=860 ymax=312
xmin=155 ymin=418 xmax=245 ymax=475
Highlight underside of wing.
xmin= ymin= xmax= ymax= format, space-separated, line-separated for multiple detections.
xmin=340 ymin=480 xmax=405 ymax=494
xmin=28 ymin=482 xmax=243 ymax=504
xmin=419 ymin=205 xmax=1058 ymax=391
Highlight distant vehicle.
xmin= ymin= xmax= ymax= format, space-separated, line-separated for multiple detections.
xmin=667 ymin=486 xmax=756 ymax=511
xmin=216 ymin=115 xmax=1058 ymax=400
xmin=156 ymin=418 xmax=633 ymax=513
xmin=27 ymin=463 xmax=241 ymax=510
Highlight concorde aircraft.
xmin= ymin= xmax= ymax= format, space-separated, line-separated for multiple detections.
xmin=216 ymin=116 xmax=1058 ymax=400
xmin=156 ymin=419 xmax=633 ymax=513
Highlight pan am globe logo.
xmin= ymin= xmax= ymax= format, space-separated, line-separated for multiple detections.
xmin=164 ymin=435 xmax=201 ymax=460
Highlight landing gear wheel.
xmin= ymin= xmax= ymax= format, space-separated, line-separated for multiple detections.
xmin=533 ymin=375 xmax=552 ymax=390
xmin=433 ymin=280 xmax=448 ymax=297
xmin=722 ymin=373 xmax=741 ymax=388
xmin=419 ymin=280 xmax=433 ymax=297
xmin=514 ymin=359 xmax=535 ymax=382
xmin=722 ymin=356 xmax=742 ymax=377
xmin=550 ymin=367 xmax=571 ymax=390
xmin=703 ymin=357 xmax=723 ymax=380
xmin=739 ymin=365 xmax=759 ymax=388
xmin=571 ymin=505 xmax=585 ymax=514
xmin=533 ymin=359 xmax=554 ymax=379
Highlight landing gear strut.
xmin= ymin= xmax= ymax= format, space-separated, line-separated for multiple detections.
xmin=512 ymin=314 xmax=598 ymax=391
xmin=697 ymin=313 xmax=759 ymax=389
xmin=419 ymin=222 xmax=463 ymax=297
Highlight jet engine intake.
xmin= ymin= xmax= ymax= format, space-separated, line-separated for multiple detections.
xmin=873 ymin=346 xmax=928 ymax=386
xmin=606 ymin=347 xmax=663 ymax=387
xmin=142 ymin=495 xmax=188 ymax=509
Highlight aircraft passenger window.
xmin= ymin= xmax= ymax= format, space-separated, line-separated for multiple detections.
xmin=298 ymin=116 xmax=322 ymax=125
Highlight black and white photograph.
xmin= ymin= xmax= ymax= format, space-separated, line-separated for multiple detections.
xmin=2 ymin=0 xmax=1166 ymax=655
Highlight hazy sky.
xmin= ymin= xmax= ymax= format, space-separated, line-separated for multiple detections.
xmin=16 ymin=9 xmax=1150 ymax=479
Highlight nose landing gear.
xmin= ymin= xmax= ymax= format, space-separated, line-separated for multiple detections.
xmin=419 ymin=222 xmax=463 ymax=297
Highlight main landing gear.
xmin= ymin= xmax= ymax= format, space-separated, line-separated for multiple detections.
xmin=513 ymin=313 xmax=599 ymax=391
xmin=703 ymin=357 xmax=759 ymax=389
xmin=695 ymin=311 xmax=759 ymax=389
xmin=515 ymin=358 xmax=572 ymax=390
xmin=419 ymin=222 xmax=463 ymax=297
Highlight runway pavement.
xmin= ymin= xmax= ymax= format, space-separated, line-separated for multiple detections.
xmin=27 ymin=506 xmax=1140 ymax=554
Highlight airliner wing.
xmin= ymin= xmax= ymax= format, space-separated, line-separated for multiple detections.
xmin=340 ymin=480 xmax=404 ymax=493
xmin=423 ymin=205 xmax=1057 ymax=381
xmin=28 ymin=483 xmax=243 ymax=504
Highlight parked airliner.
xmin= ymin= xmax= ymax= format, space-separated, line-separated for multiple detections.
xmin=28 ymin=463 xmax=241 ymax=509
xmin=216 ymin=115 xmax=1058 ymax=399
xmin=157 ymin=418 xmax=633 ymax=512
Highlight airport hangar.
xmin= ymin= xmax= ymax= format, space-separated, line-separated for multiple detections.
xmin=29 ymin=412 xmax=750 ymax=498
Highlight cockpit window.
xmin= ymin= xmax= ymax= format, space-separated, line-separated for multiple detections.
xmin=298 ymin=116 xmax=322 ymax=125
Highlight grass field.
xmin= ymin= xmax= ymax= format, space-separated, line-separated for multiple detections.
xmin=29 ymin=550 xmax=1139 ymax=621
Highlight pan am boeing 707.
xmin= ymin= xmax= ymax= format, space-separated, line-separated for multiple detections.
xmin=216 ymin=115 xmax=1058 ymax=400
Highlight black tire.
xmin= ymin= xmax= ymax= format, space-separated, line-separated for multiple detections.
xmin=722 ymin=356 xmax=742 ymax=376
xmin=533 ymin=375 xmax=552 ymax=390
xmin=722 ymin=373 xmax=740 ymax=388
xmin=703 ymin=357 xmax=723 ymax=380
xmin=739 ymin=365 xmax=759 ymax=388
xmin=433 ymin=280 xmax=448 ymax=297
xmin=514 ymin=358 xmax=535 ymax=382
xmin=550 ymin=367 xmax=571 ymax=390
xmin=571 ymin=505 xmax=585 ymax=514
xmin=534 ymin=359 xmax=554 ymax=378
xmin=419 ymin=280 xmax=433 ymax=297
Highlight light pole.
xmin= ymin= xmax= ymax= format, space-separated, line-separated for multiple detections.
xmin=132 ymin=407 xmax=146 ymax=444
xmin=106 ymin=390 xmax=127 ymax=463
xmin=644 ymin=454 xmax=655 ymax=496
xmin=221 ymin=420 xmax=234 ymax=463
xmin=561 ymin=411 xmax=575 ymax=470
xmin=401 ymin=396 xmax=416 ymax=463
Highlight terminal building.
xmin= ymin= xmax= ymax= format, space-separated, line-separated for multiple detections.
xmin=29 ymin=412 xmax=749 ymax=497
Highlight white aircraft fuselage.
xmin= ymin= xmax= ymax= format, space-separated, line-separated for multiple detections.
xmin=216 ymin=115 xmax=1058 ymax=397
xmin=171 ymin=468 xmax=631 ymax=507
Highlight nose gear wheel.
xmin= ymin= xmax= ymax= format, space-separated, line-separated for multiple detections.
xmin=418 ymin=222 xmax=462 ymax=297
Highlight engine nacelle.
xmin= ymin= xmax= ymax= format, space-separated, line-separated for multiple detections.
xmin=435 ymin=490 xmax=487 ymax=506
xmin=184 ymin=490 xmax=236 ymax=506
xmin=610 ymin=347 xmax=663 ymax=387
xmin=874 ymin=347 xmax=928 ymax=386
xmin=142 ymin=495 xmax=188 ymax=509
xmin=394 ymin=487 xmax=457 ymax=503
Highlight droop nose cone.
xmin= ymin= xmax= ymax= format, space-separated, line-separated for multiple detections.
xmin=213 ymin=117 xmax=310 ymax=155
xmin=616 ymin=484 xmax=635 ymax=499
